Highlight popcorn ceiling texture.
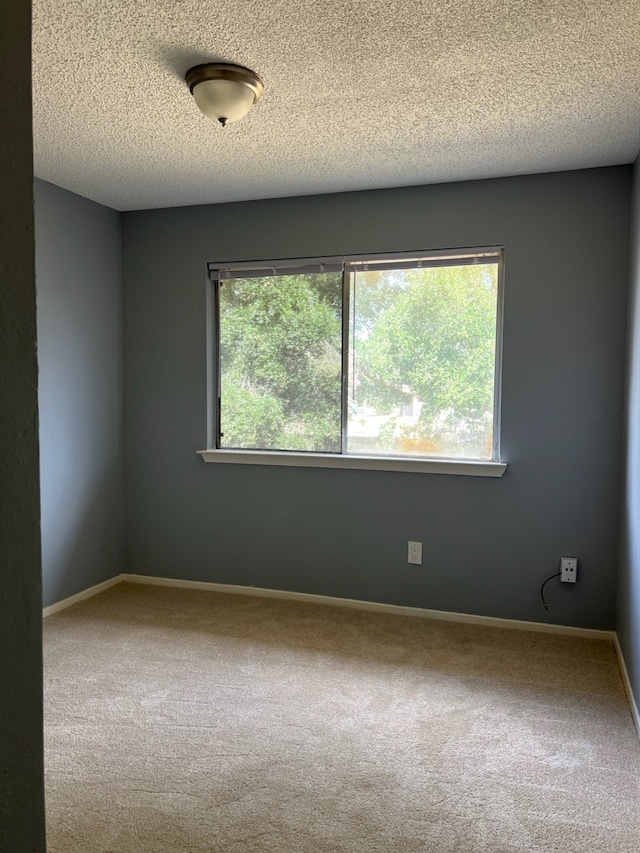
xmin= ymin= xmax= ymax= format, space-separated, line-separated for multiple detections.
xmin=33 ymin=0 xmax=640 ymax=211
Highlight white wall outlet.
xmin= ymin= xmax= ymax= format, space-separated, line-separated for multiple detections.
xmin=560 ymin=556 xmax=578 ymax=583
xmin=408 ymin=541 xmax=423 ymax=565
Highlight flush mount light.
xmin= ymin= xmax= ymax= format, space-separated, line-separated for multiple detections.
xmin=185 ymin=62 xmax=264 ymax=127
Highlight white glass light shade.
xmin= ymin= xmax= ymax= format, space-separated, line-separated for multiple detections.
xmin=192 ymin=79 xmax=257 ymax=126
xmin=186 ymin=64 xmax=264 ymax=127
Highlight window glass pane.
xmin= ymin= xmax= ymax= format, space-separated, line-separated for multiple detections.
xmin=219 ymin=273 xmax=342 ymax=452
xmin=347 ymin=263 xmax=498 ymax=460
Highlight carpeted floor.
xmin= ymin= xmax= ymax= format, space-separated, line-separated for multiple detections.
xmin=44 ymin=583 xmax=640 ymax=852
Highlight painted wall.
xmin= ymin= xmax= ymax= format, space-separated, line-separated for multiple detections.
xmin=35 ymin=179 xmax=124 ymax=608
xmin=0 ymin=2 xmax=46 ymax=849
xmin=122 ymin=167 xmax=630 ymax=629
xmin=618 ymin=157 xmax=640 ymax=709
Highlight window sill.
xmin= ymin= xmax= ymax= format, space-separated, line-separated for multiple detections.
xmin=197 ymin=449 xmax=507 ymax=477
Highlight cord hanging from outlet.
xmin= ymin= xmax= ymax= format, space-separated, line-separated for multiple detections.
xmin=541 ymin=556 xmax=579 ymax=609
xmin=540 ymin=571 xmax=561 ymax=610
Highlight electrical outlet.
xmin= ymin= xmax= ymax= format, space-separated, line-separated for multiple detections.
xmin=560 ymin=556 xmax=578 ymax=583
xmin=408 ymin=541 xmax=422 ymax=565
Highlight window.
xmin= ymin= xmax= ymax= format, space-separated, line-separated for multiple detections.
xmin=206 ymin=247 xmax=504 ymax=471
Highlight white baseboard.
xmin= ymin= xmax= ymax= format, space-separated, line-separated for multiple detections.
xmin=43 ymin=574 xmax=123 ymax=618
xmin=613 ymin=635 xmax=640 ymax=738
xmin=121 ymin=573 xmax=614 ymax=641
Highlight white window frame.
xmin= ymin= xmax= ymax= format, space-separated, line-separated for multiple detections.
xmin=199 ymin=247 xmax=507 ymax=478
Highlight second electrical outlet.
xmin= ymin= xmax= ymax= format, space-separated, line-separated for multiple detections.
xmin=560 ymin=556 xmax=578 ymax=583
xmin=408 ymin=541 xmax=423 ymax=565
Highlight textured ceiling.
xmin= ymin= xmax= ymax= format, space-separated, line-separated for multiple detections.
xmin=33 ymin=0 xmax=640 ymax=211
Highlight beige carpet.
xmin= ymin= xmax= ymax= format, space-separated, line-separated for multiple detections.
xmin=44 ymin=583 xmax=640 ymax=852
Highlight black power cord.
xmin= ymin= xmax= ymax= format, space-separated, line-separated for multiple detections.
xmin=540 ymin=571 xmax=562 ymax=610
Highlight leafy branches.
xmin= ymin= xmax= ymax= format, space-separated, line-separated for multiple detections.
xmin=218 ymin=262 xmax=498 ymax=458
xmin=219 ymin=273 xmax=342 ymax=451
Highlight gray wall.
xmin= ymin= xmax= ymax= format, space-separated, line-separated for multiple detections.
xmin=618 ymin=157 xmax=640 ymax=708
xmin=123 ymin=167 xmax=630 ymax=630
xmin=0 ymin=1 xmax=46 ymax=849
xmin=35 ymin=179 xmax=124 ymax=608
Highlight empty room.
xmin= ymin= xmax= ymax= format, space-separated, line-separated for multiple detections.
xmin=2 ymin=1 xmax=640 ymax=851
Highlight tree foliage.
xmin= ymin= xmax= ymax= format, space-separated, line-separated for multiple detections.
xmin=218 ymin=263 xmax=498 ymax=457
xmin=219 ymin=273 xmax=342 ymax=451
xmin=354 ymin=264 xmax=497 ymax=452
xmin=354 ymin=265 xmax=497 ymax=447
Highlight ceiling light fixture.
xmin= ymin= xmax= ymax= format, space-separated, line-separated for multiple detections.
xmin=185 ymin=62 xmax=264 ymax=128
